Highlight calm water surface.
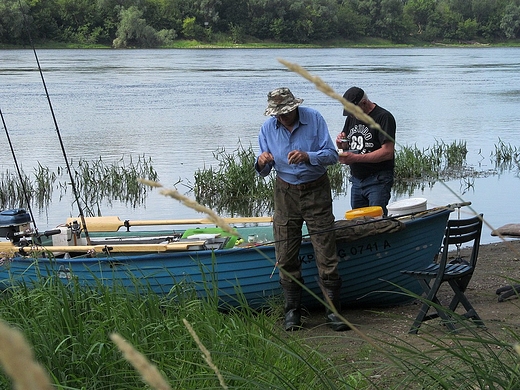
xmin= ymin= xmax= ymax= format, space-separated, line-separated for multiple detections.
xmin=1 ymin=48 xmax=519 ymax=243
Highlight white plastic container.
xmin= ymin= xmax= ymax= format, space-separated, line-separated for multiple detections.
xmin=51 ymin=227 xmax=87 ymax=247
xmin=387 ymin=198 xmax=427 ymax=216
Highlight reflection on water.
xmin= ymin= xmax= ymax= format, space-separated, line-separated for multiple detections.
xmin=1 ymin=47 xmax=519 ymax=244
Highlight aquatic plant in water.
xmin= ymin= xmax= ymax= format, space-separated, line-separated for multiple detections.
xmin=192 ymin=139 xmax=516 ymax=214
xmin=0 ymin=154 xmax=158 ymax=214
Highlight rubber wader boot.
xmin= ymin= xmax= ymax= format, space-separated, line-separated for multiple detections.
xmin=281 ymin=282 xmax=302 ymax=331
xmin=321 ymin=279 xmax=350 ymax=332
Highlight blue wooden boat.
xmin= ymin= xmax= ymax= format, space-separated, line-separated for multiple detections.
xmin=0 ymin=206 xmax=454 ymax=309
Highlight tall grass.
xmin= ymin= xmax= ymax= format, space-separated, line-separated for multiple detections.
xmin=0 ymin=169 xmax=33 ymax=209
xmin=0 ymin=275 xmax=368 ymax=389
xmin=393 ymin=140 xmax=471 ymax=196
xmin=2 ymin=141 xmax=517 ymax=216
xmin=71 ymin=154 xmax=158 ymax=215
xmin=1 ymin=272 xmax=520 ymax=389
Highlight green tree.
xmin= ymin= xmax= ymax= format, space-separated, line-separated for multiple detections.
xmin=379 ymin=0 xmax=411 ymax=42
xmin=456 ymin=18 xmax=478 ymax=40
xmin=337 ymin=0 xmax=368 ymax=39
xmin=292 ymin=0 xmax=340 ymax=41
xmin=0 ymin=0 xmax=27 ymax=44
xmin=358 ymin=0 xmax=410 ymax=42
xmin=404 ymin=0 xmax=436 ymax=35
xmin=28 ymin=0 xmax=62 ymax=42
xmin=142 ymin=0 xmax=183 ymax=33
xmin=246 ymin=0 xmax=289 ymax=40
xmin=500 ymin=1 xmax=520 ymax=38
xmin=113 ymin=6 xmax=159 ymax=48
xmin=55 ymin=0 xmax=106 ymax=43
xmin=182 ymin=15 xmax=203 ymax=39
xmin=428 ymin=0 xmax=463 ymax=41
xmin=217 ymin=0 xmax=249 ymax=34
xmin=471 ymin=0 xmax=507 ymax=40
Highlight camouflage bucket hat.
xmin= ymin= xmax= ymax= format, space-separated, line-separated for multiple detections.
xmin=264 ymin=87 xmax=304 ymax=116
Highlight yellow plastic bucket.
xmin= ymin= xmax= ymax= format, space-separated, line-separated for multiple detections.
xmin=345 ymin=206 xmax=383 ymax=220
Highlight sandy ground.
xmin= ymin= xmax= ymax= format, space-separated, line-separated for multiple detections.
xmin=290 ymin=239 xmax=520 ymax=359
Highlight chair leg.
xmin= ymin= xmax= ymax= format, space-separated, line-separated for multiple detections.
xmin=409 ymin=301 xmax=431 ymax=334
xmin=409 ymin=278 xmax=458 ymax=334
xmin=448 ymin=280 xmax=485 ymax=328
xmin=409 ymin=279 xmax=437 ymax=333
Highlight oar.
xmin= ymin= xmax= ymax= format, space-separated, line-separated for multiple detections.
xmin=65 ymin=216 xmax=273 ymax=232
xmin=0 ymin=240 xmax=207 ymax=254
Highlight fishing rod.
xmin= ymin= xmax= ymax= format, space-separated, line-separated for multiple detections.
xmin=18 ymin=1 xmax=92 ymax=245
xmin=0 ymin=108 xmax=39 ymax=233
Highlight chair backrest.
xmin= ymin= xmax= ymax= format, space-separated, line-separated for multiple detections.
xmin=442 ymin=214 xmax=484 ymax=269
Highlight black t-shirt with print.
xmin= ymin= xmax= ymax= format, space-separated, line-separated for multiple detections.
xmin=341 ymin=104 xmax=396 ymax=180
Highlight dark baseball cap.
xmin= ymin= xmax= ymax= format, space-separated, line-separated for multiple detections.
xmin=343 ymin=87 xmax=364 ymax=116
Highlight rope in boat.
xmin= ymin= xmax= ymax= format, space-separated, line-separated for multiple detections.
xmin=17 ymin=0 xmax=92 ymax=245
xmin=0 ymin=108 xmax=39 ymax=236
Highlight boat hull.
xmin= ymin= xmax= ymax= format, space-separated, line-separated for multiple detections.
xmin=0 ymin=209 xmax=451 ymax=309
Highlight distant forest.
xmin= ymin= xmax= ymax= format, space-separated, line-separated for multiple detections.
xmin=2 ymin=0 xmax=520 ymax=47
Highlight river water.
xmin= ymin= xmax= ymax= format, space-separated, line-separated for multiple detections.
xmin=0 ymin=47 xmax=519 ymax=244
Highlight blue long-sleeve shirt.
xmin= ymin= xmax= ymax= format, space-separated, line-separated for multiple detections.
xmin=255 ymin=106 xmax=338 ymax=185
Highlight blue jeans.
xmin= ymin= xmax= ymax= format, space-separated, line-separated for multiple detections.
xmin=349 ymin=170 xmax=394 ymax=215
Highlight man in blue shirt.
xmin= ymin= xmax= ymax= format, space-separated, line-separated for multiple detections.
xmin=255 ymin=87 xmax=348 ymax=331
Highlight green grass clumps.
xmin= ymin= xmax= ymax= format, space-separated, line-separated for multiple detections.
xmin=2 ymin=273 xmax=520 ymax=388
xmin=1 ymin=139 xmax=518 ymax=217
xmin=381 ymin=321 xmax=520 ymax=389
xmin=70 ymin=154 xmax=158 ymax=215
xmin=0 ymin=276 xmax=363 ymax=389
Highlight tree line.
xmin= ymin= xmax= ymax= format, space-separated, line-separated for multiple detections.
xmin=1 ymin=0 xmax=520 ymax=48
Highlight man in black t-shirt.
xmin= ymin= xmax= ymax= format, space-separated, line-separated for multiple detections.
xmin=336 ymin=87 xmax=396 ymax=215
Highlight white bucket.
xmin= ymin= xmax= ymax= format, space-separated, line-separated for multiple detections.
xmin=387 ymin=198 xmax=427 ymax=216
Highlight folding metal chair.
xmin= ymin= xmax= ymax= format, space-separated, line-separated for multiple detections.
xmin=401 ymin=214 xmax=485 ymax=334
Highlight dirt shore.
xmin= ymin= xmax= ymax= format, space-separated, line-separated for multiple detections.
xmin=297 ymin=239 xmax=520 ymax=358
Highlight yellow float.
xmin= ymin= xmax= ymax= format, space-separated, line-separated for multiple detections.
xmin=344 ymin=206 xmax=383 ymax=220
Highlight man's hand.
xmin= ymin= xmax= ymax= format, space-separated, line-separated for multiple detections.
xmin=287 ymin=150 xmax=309 ymax=164
xmin=258 ymin=152 xmax=274 ymax=170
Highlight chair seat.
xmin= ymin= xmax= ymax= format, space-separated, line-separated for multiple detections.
xmin=403 ymin=263 xmax=473 ymax=280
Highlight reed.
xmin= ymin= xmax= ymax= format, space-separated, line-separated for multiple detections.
xmin=491 ymin=138 xmax=520 ymax=173
xmin=0 ymin=169 xmax=33 ymax=209
xmin=191 ymin=139 xmax=478 ymax=213
xmin=394 ymin=140 xmax=469 ymax=181
xmin=0 ymin=154 xmax=158 ymax=212
xmin=1 ymin=141 xmax=515 ymax=216
xmin=191 ymin=142 xmax=275 ymax=216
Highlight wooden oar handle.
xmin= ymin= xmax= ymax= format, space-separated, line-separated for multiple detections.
xmin=66 ymin=216 xmax=273 ymax=232
xmin=129 ymin=216 xmax=273 ymax=227
xmin=1 ymin=241 xmax=208 ymax=254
